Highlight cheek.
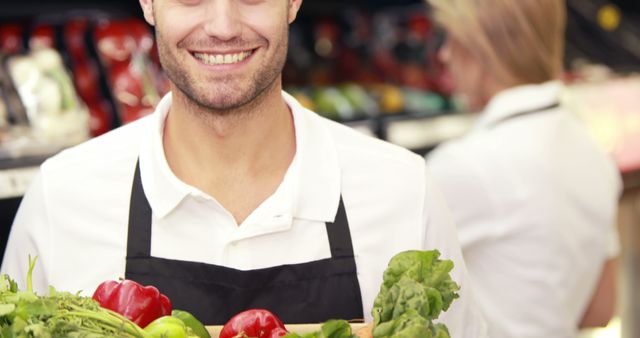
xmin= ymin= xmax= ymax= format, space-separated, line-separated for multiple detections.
xmin=237 ymin=4 xmax=288 ymax=38
xmin=155 ymin=12 xmax=194 ymax=47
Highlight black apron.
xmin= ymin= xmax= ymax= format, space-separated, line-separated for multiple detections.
xmin=124 ymin=162 xmax=364 ymax=325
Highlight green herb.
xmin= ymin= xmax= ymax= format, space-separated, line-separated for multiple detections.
xmin=0 ymin=256 xmax=200 ymax=338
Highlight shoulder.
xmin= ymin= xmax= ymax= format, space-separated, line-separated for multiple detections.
xmin=427 ymin=136 xmax=483 ymax=185
xmin=40 ymin=115 xmax=151 ymax=187
xmin=320 ymin=116 xmax=426 ymax=173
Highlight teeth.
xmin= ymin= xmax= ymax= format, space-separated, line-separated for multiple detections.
xmin=193 ymin=51 xmax=253 ymax=65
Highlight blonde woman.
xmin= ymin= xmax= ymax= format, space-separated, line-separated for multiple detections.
xmin=425 ymin=0 xmax=621 ymax=337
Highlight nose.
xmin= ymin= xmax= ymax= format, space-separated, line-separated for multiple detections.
xmin=202 ymin=0 xmax=242 ymax=41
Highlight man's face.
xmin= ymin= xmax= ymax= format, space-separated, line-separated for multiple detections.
xmin=140 ymin=0 xmax=302 ymax=112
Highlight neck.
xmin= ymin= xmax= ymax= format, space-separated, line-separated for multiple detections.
xmin=162 ymin=81 xmax=296 ymax=223
xmin=471 ymin=78 xmax=511 ymax=112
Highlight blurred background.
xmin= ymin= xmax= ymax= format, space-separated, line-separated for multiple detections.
xmin=0 ymin=1 xmax=638 ymax=337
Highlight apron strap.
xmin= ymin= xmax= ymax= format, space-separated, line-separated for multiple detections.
xmin=325 ymin=197 xmax=355 ymax=259
xmin=127 ymin=160 xmax=153 ymax=258
xmin=127 ymin=160 xmax=357 ymax=260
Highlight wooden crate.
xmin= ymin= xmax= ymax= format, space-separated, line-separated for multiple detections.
xmin=207 ymin=323 xmax=369 ymax=337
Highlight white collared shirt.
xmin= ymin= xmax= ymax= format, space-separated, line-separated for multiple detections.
xmin=427 ymin=81 xmax=621 ymax=338
xmin=2 ymin=91 xmax=486 ymax=337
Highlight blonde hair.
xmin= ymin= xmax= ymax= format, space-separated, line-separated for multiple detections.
xmin=429 ymin=0 xmax=566 ymax=86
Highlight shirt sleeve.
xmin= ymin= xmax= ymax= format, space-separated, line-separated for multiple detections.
xmin=605 ymin=172 xmax=623 ymax=259
xmin=0 ymin=169 xmax=52 ymax=294
xmin=605 ymin=219 xmax=621 ymax=259
xmin=421 ymin=166 xmax=488 ymax=338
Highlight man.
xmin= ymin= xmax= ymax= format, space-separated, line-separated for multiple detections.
xmin=426 ymin=0 xmax=620 ymax=337
xmin=2 ymin=0 xmax=486 ymax=336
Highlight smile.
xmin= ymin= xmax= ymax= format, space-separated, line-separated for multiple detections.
xmin=192 ymin=50 xmax=254 ymax=65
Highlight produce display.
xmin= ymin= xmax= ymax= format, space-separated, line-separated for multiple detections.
xmin=63 ymin=18 xmax=113 ymax=136
xmin=0 ymin=6 xmax=456 ymax=162
xmin=93 ymin=18 xmax=168 ymax=125
xmin=288 ymin=84 xmax=447 ymax=122
xmin=1 ymin=251 xmax=459 ymax=338
xmin=6 ymin=48 xmax=89 ymax=140
xmin=283 ymin=5 xmax=452 ymax=122
xmin=0 ymin=46 xmax=90 ymax=159
xmin=0 ymin=16 xmax=169 ymax=159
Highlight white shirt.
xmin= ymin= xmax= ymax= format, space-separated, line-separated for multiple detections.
xmin=427 ymin=81 xmax=621 ymax=338
xmin=2 ymin=91 xmax=486 ymax=337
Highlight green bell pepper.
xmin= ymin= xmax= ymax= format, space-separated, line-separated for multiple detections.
xmin=172 ymin=309 xmax=211 ymax=338
xmin=144 ymin=315 xmax=190 ymax=338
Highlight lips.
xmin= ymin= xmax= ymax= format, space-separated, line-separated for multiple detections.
xmin=192 ymin=50 xmax=254 ymax=65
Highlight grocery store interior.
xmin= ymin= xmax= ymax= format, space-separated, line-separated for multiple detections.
xmin=0 ymin=0 xmax=639 ymax=337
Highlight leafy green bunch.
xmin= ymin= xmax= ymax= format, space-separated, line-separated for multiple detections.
xmin=0 ymin=257 xmax=153 ymax=338
xmin=284 ymin=250 xmax=459 ymax=338
xmin=283 ymin=320 xmax=357 ymax=338
xmin=371 ymin=250 xmax=459 ymax=338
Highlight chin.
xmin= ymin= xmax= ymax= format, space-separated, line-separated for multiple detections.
xmin=195 ymin=93 xmax=255 ymax=112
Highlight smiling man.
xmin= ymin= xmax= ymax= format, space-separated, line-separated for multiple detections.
xmin=2 ymin=0 xmax=486 ymax=335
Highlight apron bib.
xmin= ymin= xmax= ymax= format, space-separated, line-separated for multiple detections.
xmin=124 ymin=162 xmax=364 ymax=324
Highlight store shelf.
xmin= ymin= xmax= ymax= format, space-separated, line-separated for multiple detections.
xmin=0 ymin=153 xmax=51 ymax=199
xmin=342 ymin=118 xmax=378 ymax=138
xmin=0 ymin=0 xmax=141 ymax=19
xmin=384 ymin=113 xmax=476 ymax=154
xmin=0 ymin=165 xmax=39 ymax=199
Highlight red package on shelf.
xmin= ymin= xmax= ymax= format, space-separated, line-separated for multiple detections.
xmin=29 ymin=24 xmax=56 ymax=51
xmin=0 ymin=24 xmax=24 ymax=54
xmin=94 ymin=20 xmax=137 ymax=66
xmin=93 ymin=18 xmax=167 ymax=125
xmin=64 ymin=18 xmax=90 ymax=62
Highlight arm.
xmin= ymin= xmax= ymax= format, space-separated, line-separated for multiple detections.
xmin=579 ymin=258 xmax=618 ymax=328
xmin=421 ymin=167 xmax=488 ymax=338
xmin=579 ymin=178 xmax=621 ymax=329
xmin=0 ymin=170 xmax=52 ymax=293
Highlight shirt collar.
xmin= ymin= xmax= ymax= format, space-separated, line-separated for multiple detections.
xmin=474 ymin=80 xmax=564 ymax=130
xmin=138 ymin=91 xmax=342 ymax=223
xmin=283 ymin=91 xmax=341 ymax=222
xmin=139 ymin=92 xmax=191 ymax=219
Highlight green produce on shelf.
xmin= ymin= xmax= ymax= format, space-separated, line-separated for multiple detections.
xmin=339 ymin=83 xmax=379 ymax=117
xmin=401 ymin=89 xmax=447 ymax=116
xmin=369 ymin=85 xmax=405 ymax=115
xmin=289 ymin=90 xmax=316 ymax=112
xmin=312 ymin=87 xmax=356 ymax=121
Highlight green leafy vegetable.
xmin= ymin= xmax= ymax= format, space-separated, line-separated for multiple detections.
xmin=371 ymin=250 xmax=459 ymax=338
xmin=283 ymin=320 xmax=357 ymax=338
xmin=282 ymin=250 xmax=459 ymax=338
xmin=0 ymin=256 xmax=199 ymax=338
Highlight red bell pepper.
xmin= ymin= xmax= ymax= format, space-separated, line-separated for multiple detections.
xmin=92 ymin=279 xmax=172 ymax=328
xmin=219 ymin=309 xmax=288 ymax=338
